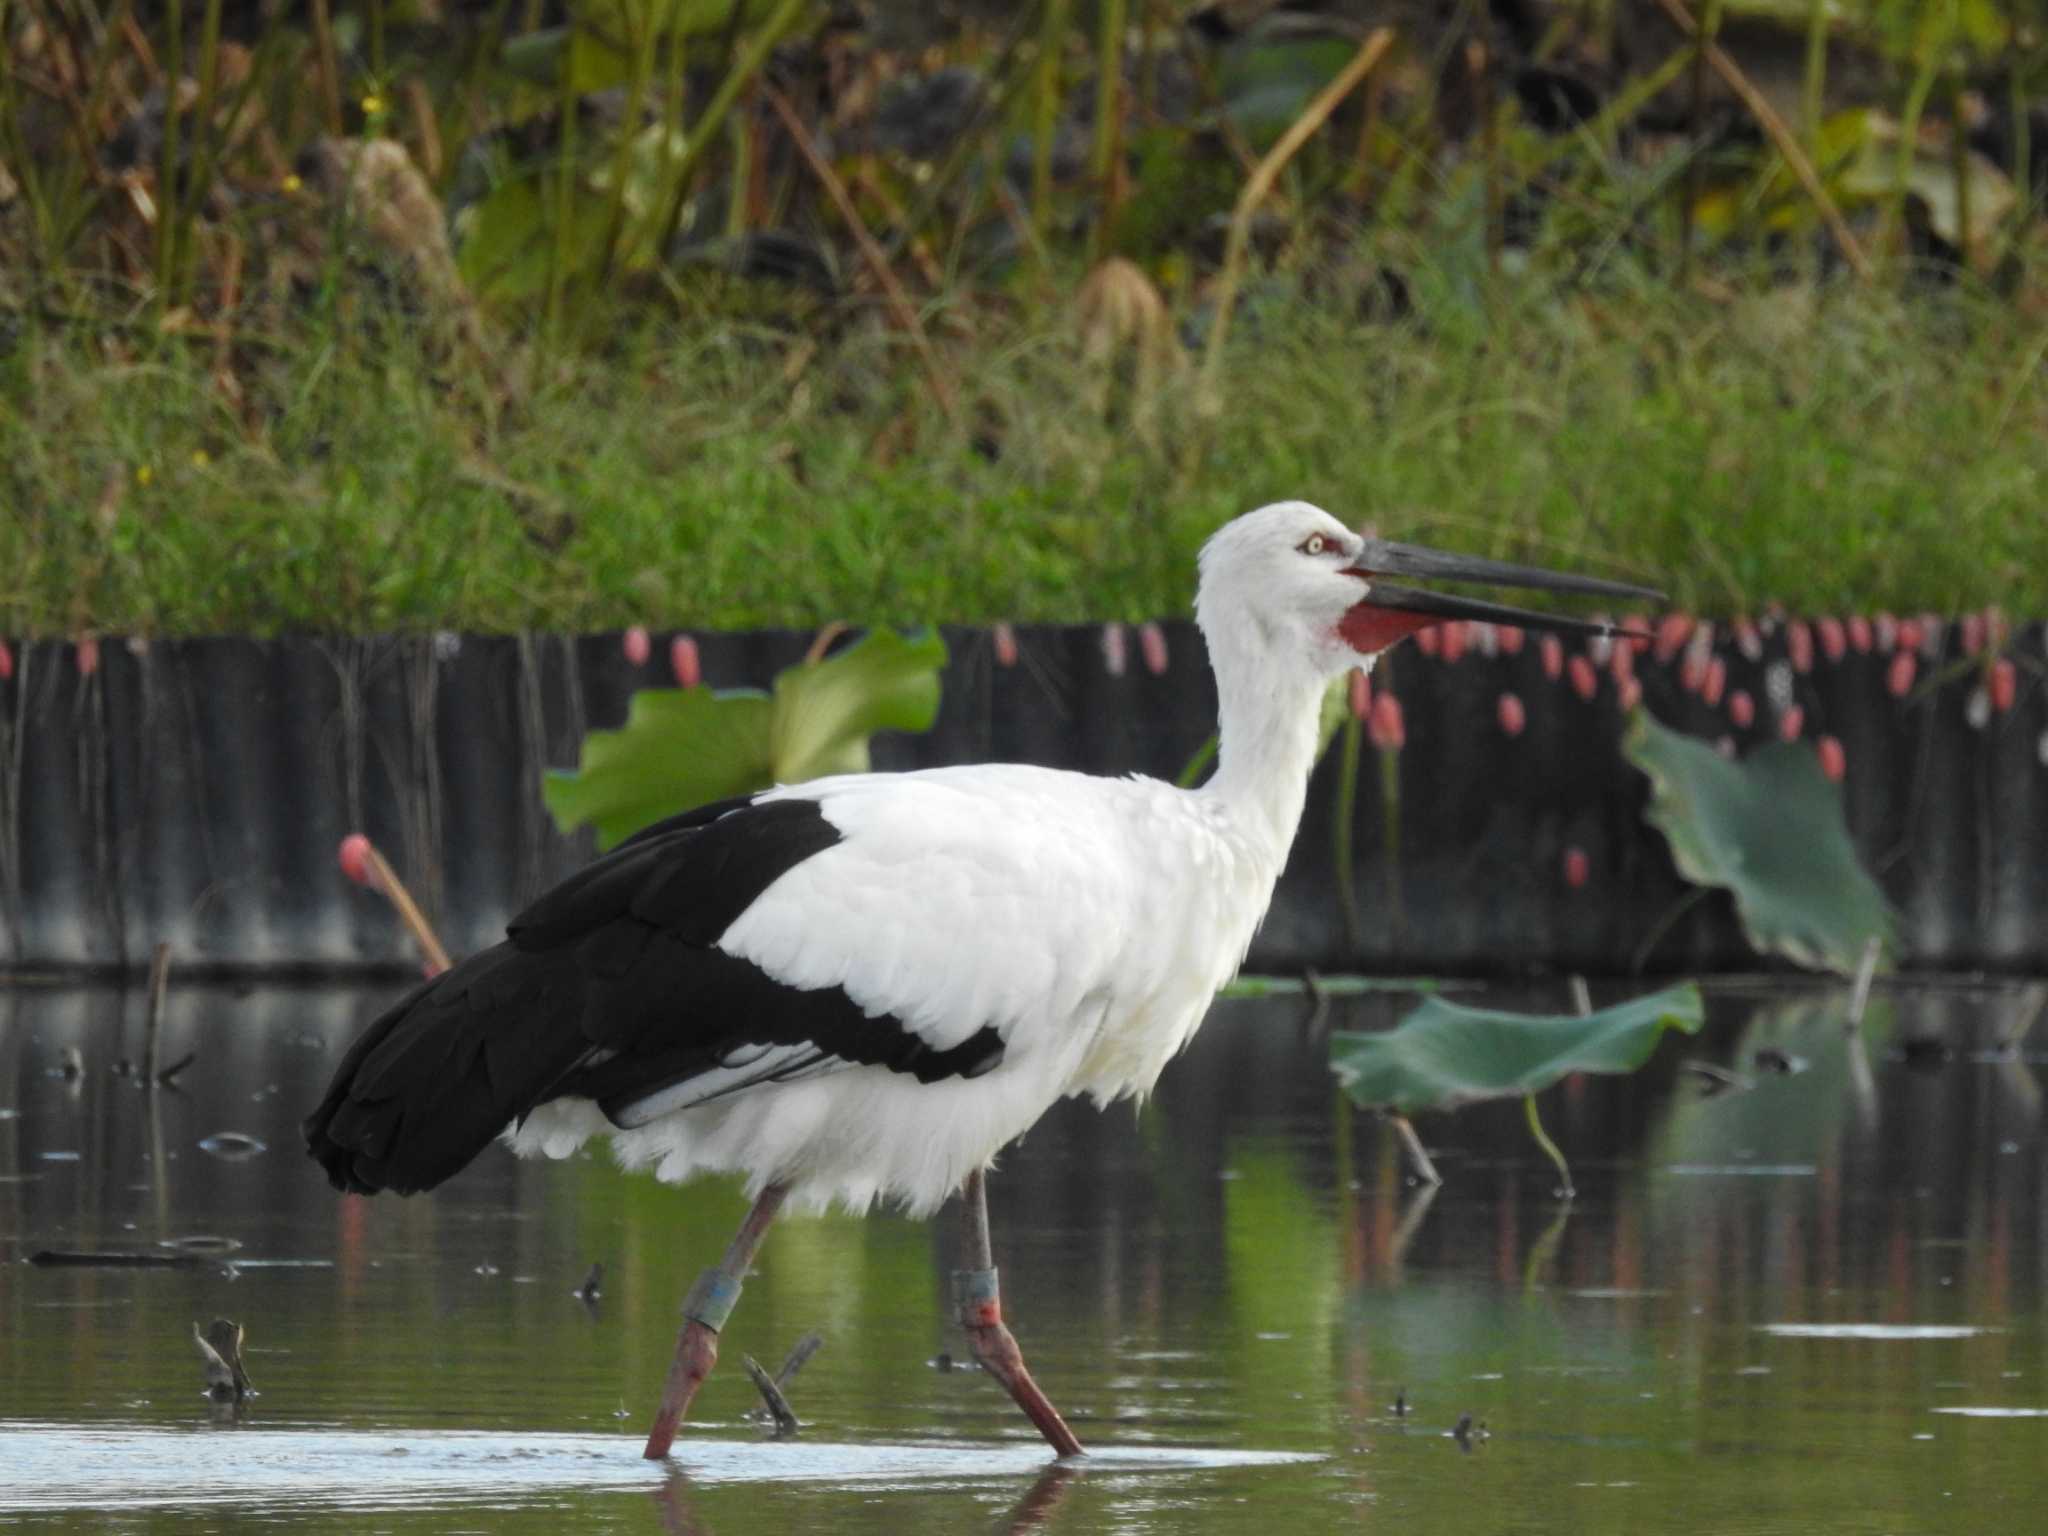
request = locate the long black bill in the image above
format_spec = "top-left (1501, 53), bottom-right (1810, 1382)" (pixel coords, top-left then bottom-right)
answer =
top-left (1345, 539), bottom-right (1664, 641)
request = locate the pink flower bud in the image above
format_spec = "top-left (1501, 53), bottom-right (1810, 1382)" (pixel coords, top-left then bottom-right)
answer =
top-left (622, 626), bottom-right (650, 667)
top-left (1778, 704), bottom-right (1805, 741)
top-left (1847, 615), bottom-right (1872, 653)
top-left (338, 834), bottom-right (375, 888)
top-left (1655, 613), bottom-right (1692, 664)
top-left (1439, 622), bottom-right (1467, 665)
top-left (1991, 657), bottom-right (2017, 713)
top-left (1569, 655), bottom-right (1598, 700)
top-left (1563, 846), bottom-right (1589, 889)
top-left (1886, 650), bottom-right (1916, 698)
top-left (1787, 621), bottom-right (1813, 674)
top-left (1368, 691), bottom-right (1405, 752)
top-left (1540, 634), bottom-right (1564, 681)
top-left (1729, 690), bottom-right (1755, 728)
top-left (1818, 736), bottom-right (1846, 782)
top-left (670, 634), bottom-right (701, 689)
top-left (1101, 623), bottom-right (1127, 676)
top-left (1497, 624), bottom-right (1525, 655)
top-left (1139, 621), bottom-right (1169, 676)
top-left (1497, 692), bottom-right (1526, 736)
top-left (1817, 617), bottom-right (1846, 663)
top-left (992, 622), bottom-right (1018, 668)
top-left (1703, 656), bottom-right (1727, 707)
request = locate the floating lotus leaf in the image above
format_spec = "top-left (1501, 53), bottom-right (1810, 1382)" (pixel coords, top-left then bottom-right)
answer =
top-left (1330, 983), bottom-right (1705, 1116)
top-left (544, 627), bottom-right (946, 850)
top-left (1624, 711), bottom-right (1893, 975)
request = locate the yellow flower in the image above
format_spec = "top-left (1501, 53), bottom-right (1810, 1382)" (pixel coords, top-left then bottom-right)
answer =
top-left (282, 173), bottom-right (302, 194)
top-left (361, 93), bottom-right (385, 117)
top-left (190, 449), bottom-right (211, 469)
top-left (134, 464), bottom-right (154, 487)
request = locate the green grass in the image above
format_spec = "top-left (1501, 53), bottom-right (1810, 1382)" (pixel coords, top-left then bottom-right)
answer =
top-left (5, 259), bottom-right (2046, 636)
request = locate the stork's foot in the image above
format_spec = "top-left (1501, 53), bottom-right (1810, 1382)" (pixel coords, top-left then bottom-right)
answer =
top-left (642, 1183), bottom-right (789, 1461)
top-left (956, 1265), bottom-right (1086, 1458)
top-left (643, 1312), bottom-right (721, 1460)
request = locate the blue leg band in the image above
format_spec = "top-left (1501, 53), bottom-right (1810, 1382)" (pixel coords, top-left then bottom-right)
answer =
top-left (683, 1267), bottom-right (743, 1332)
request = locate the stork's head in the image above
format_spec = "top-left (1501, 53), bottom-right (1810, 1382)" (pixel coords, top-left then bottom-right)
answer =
top-left (1196, 500), bottom-right (1660, 681)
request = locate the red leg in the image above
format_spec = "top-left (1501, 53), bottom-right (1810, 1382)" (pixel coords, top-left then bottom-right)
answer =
top-left (956, 1168), bottom-right (1085, 1458)
top-left (643, 1183), bottom-right (788, 1460)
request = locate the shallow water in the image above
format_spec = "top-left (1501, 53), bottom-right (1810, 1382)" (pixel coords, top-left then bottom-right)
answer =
top-left (2, 977), bottom-right (2043, 1532)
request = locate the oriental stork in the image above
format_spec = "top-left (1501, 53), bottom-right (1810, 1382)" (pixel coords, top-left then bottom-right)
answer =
top-left (305, 501), bottom-right (1657, 1460)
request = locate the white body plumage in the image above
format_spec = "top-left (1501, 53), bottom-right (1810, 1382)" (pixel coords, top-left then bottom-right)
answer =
top-left (508, 503), bottom-right (1361, 1215)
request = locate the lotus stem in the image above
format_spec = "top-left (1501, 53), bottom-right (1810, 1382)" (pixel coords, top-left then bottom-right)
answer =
top-left (1846, 936), bottom-right (1880, 1032)
top-left (1391, 1114), bottom-right (1441, 1187)
top-left (1333, 712), bottom-right (1364, 953)
top-left (1523, 1093), bottom-right (1575, 1201)
top-left (356, 839), bottom-right (453, 976)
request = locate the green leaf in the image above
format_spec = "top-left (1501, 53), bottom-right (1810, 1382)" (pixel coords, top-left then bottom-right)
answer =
top-left (769, 626), bottom-right (947, 783)
top-left (543, 628), bottom-right (946, 851)
top-left (542, 685), bottom-right (776, 850)
top-left (1330, 983), bottom-right (1706, 1116)
top-left (1624, 710), bottom-right (1894, 975)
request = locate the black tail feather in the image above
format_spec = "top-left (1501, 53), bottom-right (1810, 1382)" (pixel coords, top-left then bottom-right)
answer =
top-left (302, 944), bottom-right (592, 1196)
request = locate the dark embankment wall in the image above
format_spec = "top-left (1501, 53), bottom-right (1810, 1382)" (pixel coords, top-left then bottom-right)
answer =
top-left (0, 621), bottom-right (2042, 975)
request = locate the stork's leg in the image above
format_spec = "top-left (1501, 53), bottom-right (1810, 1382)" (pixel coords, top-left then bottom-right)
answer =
top-left (954, 1167), bottom-right (1085, 1457)
top-left (642, 1182), bottom-right (789, 1460)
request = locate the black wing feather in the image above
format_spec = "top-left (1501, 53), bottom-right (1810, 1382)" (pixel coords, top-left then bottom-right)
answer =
top-left (304, 795), bottom-right (1006, 1198)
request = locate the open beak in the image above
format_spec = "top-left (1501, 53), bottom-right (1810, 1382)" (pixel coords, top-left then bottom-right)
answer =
top-left (1340, 537), bottom-right (1663, 654)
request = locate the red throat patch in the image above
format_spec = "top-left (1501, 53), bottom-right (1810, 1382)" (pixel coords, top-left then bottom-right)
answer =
top-left (1338, 603), bottom-right (1440, 655)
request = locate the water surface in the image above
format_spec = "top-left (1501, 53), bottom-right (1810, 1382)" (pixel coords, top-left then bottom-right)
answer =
top-left (2, 977), bottom-right (2043, 1532)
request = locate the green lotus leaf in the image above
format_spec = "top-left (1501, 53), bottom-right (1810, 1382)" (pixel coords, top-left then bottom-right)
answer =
top-left (1330, 983), bottom-right (1705, 1116)
top-left (544, 627), bottom-right (946, 850)
top-left (1625, 710), bottom-right (1893, 975)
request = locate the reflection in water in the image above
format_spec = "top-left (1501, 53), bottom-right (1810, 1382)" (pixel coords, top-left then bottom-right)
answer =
top-left (0, 977), bottom-right (2044, 1534)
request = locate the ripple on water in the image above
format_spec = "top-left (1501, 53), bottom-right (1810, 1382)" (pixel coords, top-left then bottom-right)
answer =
top-left (0, 1424), bottom-right (1318, 1515)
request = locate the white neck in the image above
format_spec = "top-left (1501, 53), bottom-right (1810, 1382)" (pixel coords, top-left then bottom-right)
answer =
top-left (1193, 624), bottom-right (1337, 864)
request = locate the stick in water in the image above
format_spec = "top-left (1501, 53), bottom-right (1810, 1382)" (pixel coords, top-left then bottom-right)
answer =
top-left (143, 941), bottom-right (173, 1084)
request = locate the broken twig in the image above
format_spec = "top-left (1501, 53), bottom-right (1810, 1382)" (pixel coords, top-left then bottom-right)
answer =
top-left (761, 83), bottom-right (960, 431)
top-left (1652, 0), bottom-right (1873, 280)
top-left (741, 1353), bottom-right (799, 1436)
top-left (773, 1330), bottom-right (824, 1390)
top-left (30, 1248), bottom-right (208, 1269)
top-left (1199, 28), bottom-right (1395, 411)
top-left (193, 1317), bottom-right (255, 1401)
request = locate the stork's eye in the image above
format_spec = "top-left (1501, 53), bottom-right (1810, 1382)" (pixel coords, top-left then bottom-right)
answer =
top-left (1299, 534), bottom-right (1330, 556)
